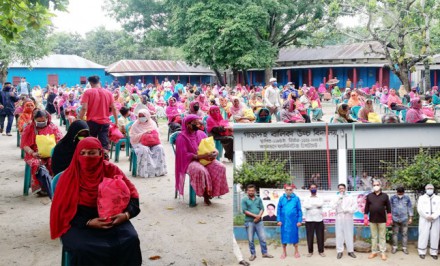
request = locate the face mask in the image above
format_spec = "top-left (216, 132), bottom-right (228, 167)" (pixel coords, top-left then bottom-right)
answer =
top-left (191, 124), bottom-right (199, 131)
top-left (193, 105), bottom-right (200, 112)
top-left (426, 189), bottom-right (434, 196)
top-left (79, 155), bottom-right (102, 171)
top-left (189, 90), bottom-right (194, 94)
top-left (273, 82), bottom-right (278, 87)
top-left (311, 189), bottom-right (317, 194)
top-left (373, 185), bottom-right (381, 192)
top-left (77, 136), bottom-right (85, 141)
top-left (35, 121), bottom-right (47, 128)
top-left (139, 117), bottom-right (148, 123)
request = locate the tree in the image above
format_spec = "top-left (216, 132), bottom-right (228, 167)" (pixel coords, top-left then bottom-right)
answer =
top-left (48, 32), bottom-right (85, 56)
top-left (338, 0), bottom-right (440, 92)
top-left (0, 28), bottom-right (52, 84)
top-left (244, 0), bottom-right (336, 83)
top-left (0, 0), bottom-right (67, 41)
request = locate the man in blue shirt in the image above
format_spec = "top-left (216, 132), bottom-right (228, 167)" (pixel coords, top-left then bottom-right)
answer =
top-left (390, 187), bottom-right (413, 255)
top-left (241, 184), bottom-right (274, 261)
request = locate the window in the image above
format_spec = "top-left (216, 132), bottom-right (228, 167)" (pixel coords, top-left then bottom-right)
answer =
top-left (48, 74), bottom-right (59, 86)
top-left (80, 76), bottom-right (87, 85)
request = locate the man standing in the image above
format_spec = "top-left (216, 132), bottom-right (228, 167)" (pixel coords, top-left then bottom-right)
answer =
top-left (417, 184), bottom-right (440, 260)
top-left (364, 180), bottom-right (392, 261)
top-left (79, 76), bottom-right (118, 153)
top-left (303, 183), bottom-right (325, 257)
top-left (390, 187), bottom-right (413, 255)
top-left (332, 183), bottom-right (357, 259)
top-left (0, 82), bottom-right (18, 136)
top-left (241, 184), bottom-right (273, 261)
top-left (277, 184), bottom-right (302, 259)
top-left (16, 77), bottom-right (30, 96)
top-left (264, 78), bottom-right (281, 120)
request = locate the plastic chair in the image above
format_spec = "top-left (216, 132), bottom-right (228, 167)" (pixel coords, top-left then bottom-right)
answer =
top-left (110, 137), bottom-right (128, 163)
top-left (51, 171), bottom-right (71, 266)
top-left (23, 163), bottom-right (31, 196)
top-left (350, 106), bottom-right (362, 120)
top-left (400, 109), bottom-right (407, 122)
top-left (170, 131), bottom-right (196, 207)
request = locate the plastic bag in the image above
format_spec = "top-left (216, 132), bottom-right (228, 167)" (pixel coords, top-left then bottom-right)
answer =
top-left (311, 101), bottom-right (319, 109)
top-left (243, 109), bottom-right (255, 120)
top-left (97, 175), bottom-right (131, 222)
top-left (35, 134), bottom-right (56, 158)
top-left (197, 136), bottom-right (216, 166)
top-left (140, 130), bottom-right (161, 147)
top-left (367, 112), bottom-right (381, 123)
top-left (109, 123), bottom-right (124, 143)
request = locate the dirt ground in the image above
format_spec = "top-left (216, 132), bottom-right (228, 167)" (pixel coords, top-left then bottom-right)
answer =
top-left (237, 241), bottom-right (439, 266)
top-left (0, 118), bottom-right (235, 266)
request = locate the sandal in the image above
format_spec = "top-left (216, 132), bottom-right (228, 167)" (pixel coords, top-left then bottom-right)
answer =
top-left (294, 252), bottom-right (300, 258)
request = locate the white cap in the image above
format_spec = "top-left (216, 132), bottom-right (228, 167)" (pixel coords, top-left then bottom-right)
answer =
top-left (269, 78), bottom-right (277, 82)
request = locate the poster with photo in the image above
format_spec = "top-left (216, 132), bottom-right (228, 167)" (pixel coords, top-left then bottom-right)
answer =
top-left (260, 188), bottom-right (369, 225)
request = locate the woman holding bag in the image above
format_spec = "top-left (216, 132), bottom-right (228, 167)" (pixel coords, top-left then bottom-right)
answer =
top-left (50, 137), bottom-right (142, 266)
top-left (21, 109), bottom-right (62, 195)
top-left (129, 109), bottom-right (167, 178)
top-left (175, 115), bottom-right (229, 205)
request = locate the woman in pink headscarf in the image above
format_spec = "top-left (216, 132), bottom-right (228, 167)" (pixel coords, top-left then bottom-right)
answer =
top-left (387, 89), bottom-right (408, 111)
top-left (317, 83), bottom-right (327, 101)
top-left (165, 97), bottom-right (182, 132)
top-left (185, 101), bottom-right (204, 117)
top-left (175, 115), bottom-right (229, 205)
top-left (305, 87), bottom-right (324, 121)
top-left (406, 99), bottom-right (432, 123)
top-left (130, 109), bottom-right (167, 177)
top-left (206, 106), bottom-right (233, 162)
top-left (409, 87), bottom-right (419, 101)
top-left (347, 91), bottom-right (364, 107)
top-left (380, 88), bottom-right (389, 104)
top-left (196, 94), bottom-right (210, 112)
top-left (230, 97), bottom-right (254, 123)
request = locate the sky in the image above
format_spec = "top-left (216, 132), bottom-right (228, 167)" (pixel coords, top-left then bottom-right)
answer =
top-left (51, 0), bottom-right (121, 35)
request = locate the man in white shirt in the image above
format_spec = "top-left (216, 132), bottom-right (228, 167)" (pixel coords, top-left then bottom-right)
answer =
top-left (303, 183), bottom-right (325, 257)
top-left (264, 77), bottom-right (281, 121)
top-left (332, 183), bottom-right (358, 259)
top-left (417, 184), bottom-right (440, 260)
top-left (17, 77), bottom-right (30, 96)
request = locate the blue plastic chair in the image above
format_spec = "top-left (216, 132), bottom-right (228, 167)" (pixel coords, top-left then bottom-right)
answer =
top-left (170, 131), bottom-right (196, 207)
top-left (400, 109), bottom-right (407, 122)
top-left (51, 171), bottom-right (71, 266)
top-left (350, 106), bottom-right (362, 120)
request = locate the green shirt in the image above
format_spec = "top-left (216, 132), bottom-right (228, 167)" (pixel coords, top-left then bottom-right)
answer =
top-left (241, 196), bottom-right (264, 222)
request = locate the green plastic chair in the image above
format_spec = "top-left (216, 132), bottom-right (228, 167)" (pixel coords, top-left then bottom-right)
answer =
top-left (170, 131), bottom-right (196, 207)
top-left (51, 171), bottom-right (71, 266)
top-left (23, 163), bottom-right (31, 196)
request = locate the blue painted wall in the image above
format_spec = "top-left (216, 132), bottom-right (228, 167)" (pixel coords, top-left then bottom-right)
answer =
top-left (114, 75), bottom-right (212, 86)
top-left (249, 67), bottom-right (403, 89)
top-left (7, 67), bottom-right (113, 87)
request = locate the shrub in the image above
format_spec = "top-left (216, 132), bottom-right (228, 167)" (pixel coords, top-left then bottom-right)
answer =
top-left (234, 151), bottom-right (292, 191)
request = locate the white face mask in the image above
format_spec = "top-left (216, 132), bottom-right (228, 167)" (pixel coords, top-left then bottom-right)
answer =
top-left (139, 117), bottom-right (148, 123)
top-left (373, 185), bottom-right (381, 192)
top-left (426, 189), bottom-right (434, 196)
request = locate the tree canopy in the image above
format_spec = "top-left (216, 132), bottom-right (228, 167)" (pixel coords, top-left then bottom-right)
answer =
top-left (0, 0), bottom-right (67, 42)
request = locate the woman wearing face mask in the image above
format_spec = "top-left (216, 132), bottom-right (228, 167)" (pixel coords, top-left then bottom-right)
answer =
top-left (206, 106), bottom-right (234, 162)
top-left (51, 120), bottom-right (90, 176)
top-left (175, 115), bottom-right (229, 205)
top-left (406, 99), bottom-right (435, 123)
top-left (129, 109), bottom-right (167, 178)
top-left (50, 137), bottom-right (142, 265)
top-left (21, 109), bottom-right (63, 195)
top-left (17, 100), bottom-right (35, 133)
top-left (186, 101), bottom-right (204, 117)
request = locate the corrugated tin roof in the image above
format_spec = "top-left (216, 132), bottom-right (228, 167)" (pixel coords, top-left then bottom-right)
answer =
top-left (277, 42), bottom-right (386, 63)
top-left (106, 60), bottom-right (214, 75)
top-left (9, 54), bottom-right (105, 69)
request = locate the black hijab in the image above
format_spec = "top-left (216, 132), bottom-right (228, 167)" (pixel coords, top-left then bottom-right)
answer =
top-left (51, 120), bottom-right (89, 175)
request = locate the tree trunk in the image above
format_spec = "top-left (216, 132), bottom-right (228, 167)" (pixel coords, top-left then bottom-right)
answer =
top-left (243, 69), bottom-right (250, 85)
top-left (232, 69), bottom-right (238, 87)
top-left (213, 68), bottom-right (225, 86)
top-left (399, 68), bottom-right (411, 92)
top-left (264, 67), bottom-right (273, 85)
top-left (0, 64), bottom-right (8, 84)
top-left (424, 60), bottom-right (431, 93)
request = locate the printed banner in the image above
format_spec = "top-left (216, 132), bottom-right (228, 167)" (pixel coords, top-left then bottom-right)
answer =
top-left (260, 189), bottom-right (369, 225)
